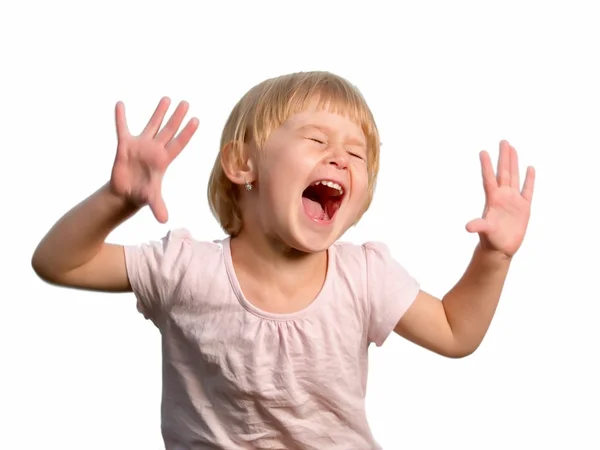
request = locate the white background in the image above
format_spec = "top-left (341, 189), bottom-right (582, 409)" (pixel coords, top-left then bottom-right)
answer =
top-left (2, 0), bottom-right (599, 448)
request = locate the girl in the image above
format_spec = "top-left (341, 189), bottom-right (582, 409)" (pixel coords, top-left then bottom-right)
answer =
top-left (32, 71), bottom-right (535, 449)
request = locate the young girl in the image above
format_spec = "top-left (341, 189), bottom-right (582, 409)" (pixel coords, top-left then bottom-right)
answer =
top-left (32, 71), bottom-right (535, 449)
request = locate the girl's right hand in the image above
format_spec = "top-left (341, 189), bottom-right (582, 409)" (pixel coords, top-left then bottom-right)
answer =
top-left (110, 97), bottom-right (199, 223)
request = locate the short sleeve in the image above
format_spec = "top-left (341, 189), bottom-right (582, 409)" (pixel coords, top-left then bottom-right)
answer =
top-left (124, 228), bottom-right (193, 323)
top-left (363, 242), bottom-right (420, 347)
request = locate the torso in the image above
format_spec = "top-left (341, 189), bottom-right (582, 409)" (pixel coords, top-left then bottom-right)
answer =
top-left (157, 237), bottom-right (380, 450)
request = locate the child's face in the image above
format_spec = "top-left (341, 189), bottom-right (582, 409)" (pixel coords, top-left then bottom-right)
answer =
top-left (251, 102), bottom-right (369, 253)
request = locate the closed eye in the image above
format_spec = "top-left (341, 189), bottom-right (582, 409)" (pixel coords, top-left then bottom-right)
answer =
top-left (308, 138), bottom-right (326, 144)
top-left (348, 151), bottom-right (365, 160)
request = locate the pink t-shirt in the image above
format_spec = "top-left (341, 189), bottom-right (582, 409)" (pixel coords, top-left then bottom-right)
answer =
top-left (124, 229), bottom-right (419, 449)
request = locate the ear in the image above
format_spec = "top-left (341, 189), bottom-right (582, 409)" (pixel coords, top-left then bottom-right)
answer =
top-left (220, 140), bottom-right (256, 186)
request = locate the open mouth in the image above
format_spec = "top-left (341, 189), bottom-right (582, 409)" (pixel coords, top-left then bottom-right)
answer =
top-left (301, 180), bottom-right (345, 222)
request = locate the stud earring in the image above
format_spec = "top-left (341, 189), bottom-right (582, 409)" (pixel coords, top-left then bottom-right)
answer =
top-left (244, 180), bottom-right (253, 191)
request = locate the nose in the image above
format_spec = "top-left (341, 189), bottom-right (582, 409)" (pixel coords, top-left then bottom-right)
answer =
top-left (326, 145), bottom-right (349, 170)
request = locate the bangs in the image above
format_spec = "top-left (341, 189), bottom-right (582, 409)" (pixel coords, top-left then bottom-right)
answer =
top-left (249, 72), bottom-right (379, 154)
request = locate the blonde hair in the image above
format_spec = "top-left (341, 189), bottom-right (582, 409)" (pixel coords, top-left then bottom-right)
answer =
top-left (207, 71), bottom-right (381, 236)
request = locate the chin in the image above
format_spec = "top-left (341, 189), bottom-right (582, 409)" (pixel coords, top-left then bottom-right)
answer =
top-left (261, 179), bottom-right (363, 254)
top-left (280, 204), bottom-right (353, 254)
top-left (287, 230), bottom-right (339, 254)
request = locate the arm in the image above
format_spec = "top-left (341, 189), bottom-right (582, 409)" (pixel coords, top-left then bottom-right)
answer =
top-left (31, 97), bottom-right (198, 293)
top-left (31, 183), bottom-right (139, 292)
top-left (395, 141), bottom-right (535, 358)
top-left (394, 245), bottom-right (510, 358)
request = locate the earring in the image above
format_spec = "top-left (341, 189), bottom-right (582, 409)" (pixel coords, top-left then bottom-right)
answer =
top-left (244, 180), bottom-right (253, 191)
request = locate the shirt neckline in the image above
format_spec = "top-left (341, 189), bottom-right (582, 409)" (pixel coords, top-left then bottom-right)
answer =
top-left (221, 237), bottom-right (335, 321)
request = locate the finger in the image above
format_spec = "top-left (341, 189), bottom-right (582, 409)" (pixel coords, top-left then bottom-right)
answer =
top-left (465, 218), bottom-right (491, 234)
top-left (142, 97), bottom-right (171, 137)
top-left (521, 166), bottom-right (535, 203)
top-left (149, 194), bottom-right (169, 224)
top-left (115, 101), bottom-right (130, 139)
top-left (480, 150), bottom-right (497, 196)
top-left (166, 117), bottom-right (200, 160)
top-left (497, 140), bottom-right (511, 186)
top-left (509, 143), bottom-right (520, 189)
top-left (156, 101), bottom-right (190, 145)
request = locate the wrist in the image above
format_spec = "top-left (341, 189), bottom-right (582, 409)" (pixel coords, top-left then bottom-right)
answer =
top-left (103, 181), bottom-right (142, 214)
top-left (475, 243), bottom-right (513, 268)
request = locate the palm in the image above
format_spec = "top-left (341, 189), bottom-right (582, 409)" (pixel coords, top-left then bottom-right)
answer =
top-left (466, 141), bottom-right (535, 258)
top-left (111, 97), bottom-right (199, 223)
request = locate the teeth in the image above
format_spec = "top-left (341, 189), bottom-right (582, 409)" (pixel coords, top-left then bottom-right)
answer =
top-left (313, 180), bottom-right (344, 195)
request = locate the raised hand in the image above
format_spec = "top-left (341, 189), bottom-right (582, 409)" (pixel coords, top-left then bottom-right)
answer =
top-left (110, 97), bottom-right (199, 223)
top-left (465, 140), bottom-right (535, 258)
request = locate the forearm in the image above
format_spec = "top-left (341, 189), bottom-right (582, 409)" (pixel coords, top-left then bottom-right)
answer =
top-left (31, 182), bottom-right (140, 278)
top-left (442, 244), bottom-right (511, 354)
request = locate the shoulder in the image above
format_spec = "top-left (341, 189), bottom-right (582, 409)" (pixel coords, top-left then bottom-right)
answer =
top-left (332, 239), bottom-right (416, 289)
top-left (329, 240), bottom-right (396, 289)
top-left (331, 240), bottom-right (392, 266)
top-left (124, 228), bottom-right (226, 283)
top-left (332, 240), bottom-right (419, 346)
top-left (161, 228), bottom-right (221, 251)
top-left (124, 228), bottom-right (228, 321)
top-left (133, 228), bottom-right (224, 255)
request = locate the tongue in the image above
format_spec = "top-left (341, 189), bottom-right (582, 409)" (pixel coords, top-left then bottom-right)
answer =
top-left (302, 197), bottom-right (326, 220)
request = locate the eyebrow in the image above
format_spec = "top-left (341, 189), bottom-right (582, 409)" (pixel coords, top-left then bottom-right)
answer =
top-left (298, 124), bottom-right (367, 147)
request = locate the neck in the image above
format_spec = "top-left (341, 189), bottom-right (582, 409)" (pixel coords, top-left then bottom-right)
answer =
top-left (229, 223), bottom-right (327, 291)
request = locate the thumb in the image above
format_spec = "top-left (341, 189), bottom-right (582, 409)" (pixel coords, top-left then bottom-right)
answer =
top-left (149, 194), bottom-right (169, 224)
top-left (465, 218), bottom-right (490, 234)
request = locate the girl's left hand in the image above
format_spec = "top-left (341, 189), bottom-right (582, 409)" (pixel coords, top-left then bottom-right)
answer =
top-left (466, 140), bottom-right (535, 258)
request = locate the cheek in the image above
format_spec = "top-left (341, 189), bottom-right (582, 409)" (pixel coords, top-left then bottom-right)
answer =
top-left (257, 168), bottom-right (294, 212)
top-left (258, 147), bottom-right (313, 193)
top-left (351, 164), bottom-right (369, 194)
top-left (260, 149), bottom-right (303, 183)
